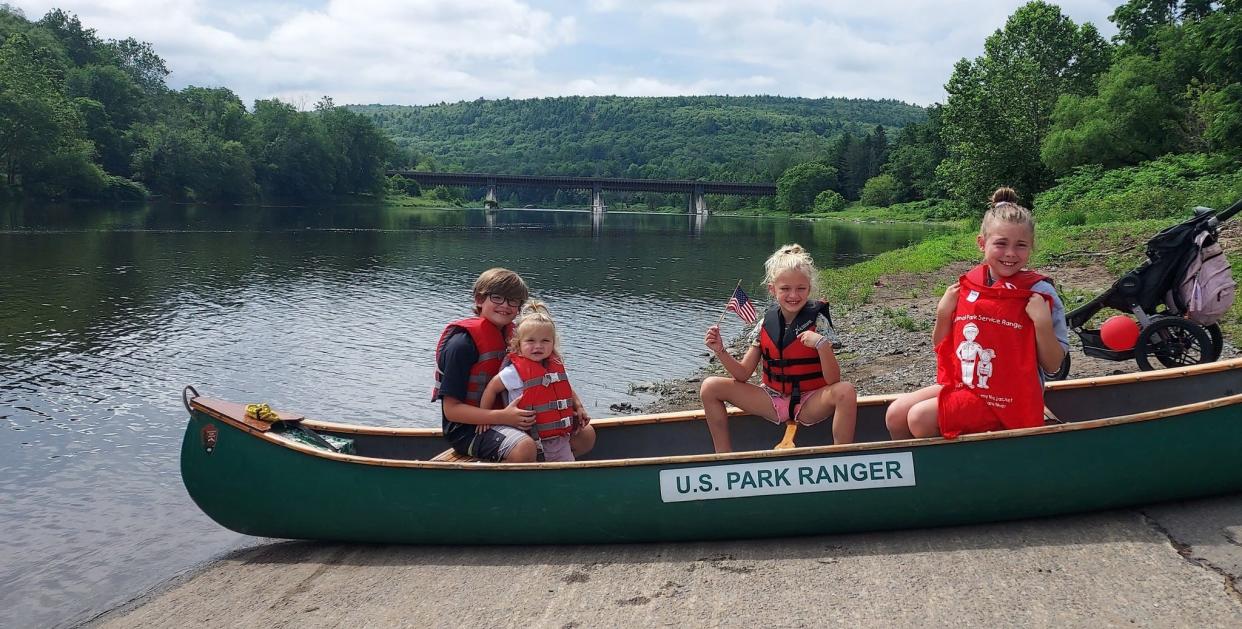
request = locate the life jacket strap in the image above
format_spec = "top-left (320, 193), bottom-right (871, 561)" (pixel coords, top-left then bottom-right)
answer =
top-left (477, 350), bottom-right (507, 361)
top-left (535, 416), bottom-right (573, 432)
top-left (521, 372), bottom-right (567, 388)
top-left (530, 398), bottom-right (573, 413)
top-left (762, 368), bottom-right (827, 383)
top-left (763, 356), bottom-right (821, 367)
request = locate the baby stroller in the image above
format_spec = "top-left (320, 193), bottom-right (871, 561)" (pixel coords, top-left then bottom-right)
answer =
top-left (1051, 198), bottom-right (1240, 380)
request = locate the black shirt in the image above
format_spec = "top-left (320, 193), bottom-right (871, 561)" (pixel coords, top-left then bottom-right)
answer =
top-left (436, 330), bottom-right (480, 441)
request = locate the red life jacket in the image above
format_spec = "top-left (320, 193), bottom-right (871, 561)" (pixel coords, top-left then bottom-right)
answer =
top-left (936, 264), bottom-right (1052, 438)
top-left (506, 353), bottom-right (575, 439)
top-left (759, 301), bottom-right (830, 398)
top-left (430, 317), bottom-right (512, 406)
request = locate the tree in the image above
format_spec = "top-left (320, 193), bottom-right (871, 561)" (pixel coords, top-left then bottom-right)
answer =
top-left (813, 189), bottom-right (847, 212)
top-left (939, 1), bottom-right (1111, 202)
top-left (36, 9), bottom-right (107, 66)
top-left (776, 162), bottom-right (837, 213)
top-left (109, 37), bottom-right (168, 94)
top-left (860, 174), bottom-right (900, 207)
top-left (1041, 56), bottom-right (1186, 173)
top-left (0, 32), bottom-right (102, 195)
top-left (883, 106), bottom-right (947, 201)
top-left (316, 96), bottom-right (394, 194)
top-left (66, 63), bottom-right (145, 174)
top-left (249, 98), bottom-right (335, 200)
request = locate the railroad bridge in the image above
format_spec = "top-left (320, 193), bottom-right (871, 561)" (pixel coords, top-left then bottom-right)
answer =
top-left (386, 171), bottom-right (776, 214)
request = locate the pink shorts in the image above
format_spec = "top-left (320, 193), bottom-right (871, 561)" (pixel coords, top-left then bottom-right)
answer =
top-left (763, 386), bottom-right (828, 425)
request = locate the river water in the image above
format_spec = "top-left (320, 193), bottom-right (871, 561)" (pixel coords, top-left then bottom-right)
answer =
top-left (0, 203), bottom-right (945, 627)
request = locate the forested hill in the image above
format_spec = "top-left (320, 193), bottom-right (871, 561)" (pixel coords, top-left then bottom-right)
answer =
top-left (352, 96), bottom-right (925, 181)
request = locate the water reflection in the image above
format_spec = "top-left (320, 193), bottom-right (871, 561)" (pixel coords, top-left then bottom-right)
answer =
top-left (0, 202), bottom-right (949, 628)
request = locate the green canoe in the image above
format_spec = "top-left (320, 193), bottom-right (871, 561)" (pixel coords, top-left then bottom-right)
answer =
top-left (181, 358), bottom-right (1242, 544)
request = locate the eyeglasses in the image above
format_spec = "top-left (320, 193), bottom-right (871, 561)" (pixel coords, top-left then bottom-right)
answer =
top-left (486, 294), bottom-right (523, 308)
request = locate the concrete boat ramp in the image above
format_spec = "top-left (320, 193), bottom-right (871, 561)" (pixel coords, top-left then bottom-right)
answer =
top-left (93, 495), bottom-right (1242, 627)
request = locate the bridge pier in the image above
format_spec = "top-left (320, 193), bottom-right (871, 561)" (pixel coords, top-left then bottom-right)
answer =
top-left (484, 182), bottom-right (499, 209)
top-left (689, 185), bottom-right (708, 215)
top-left (592, 185), bottom-right (607, 213)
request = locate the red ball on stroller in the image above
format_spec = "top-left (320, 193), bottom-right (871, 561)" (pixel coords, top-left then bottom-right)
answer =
top-left (1100, 316), bottom-right (1140, 351)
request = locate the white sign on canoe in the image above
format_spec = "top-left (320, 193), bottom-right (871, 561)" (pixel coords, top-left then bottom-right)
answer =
top-left (659, 452), bottom-right (915, 503)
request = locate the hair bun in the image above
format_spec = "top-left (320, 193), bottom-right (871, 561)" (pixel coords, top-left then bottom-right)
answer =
top-left (990, 187), bottom-right (1020, 206)
top-left (780, 244), bottom-right (805, 255)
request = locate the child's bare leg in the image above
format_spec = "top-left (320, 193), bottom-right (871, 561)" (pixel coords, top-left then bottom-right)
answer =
top-left (502, 436), bottom-right (538, 462)
top-left (885, 385), bottom-right (942, 440)
top-left (570, 424), bottom-right (596, 458)
top-left (699, 376), bottom-right (778, 453)
top-left (907, 397), bottom-right (942, 438)
top-left (796, 381), bottom-right (858, 444)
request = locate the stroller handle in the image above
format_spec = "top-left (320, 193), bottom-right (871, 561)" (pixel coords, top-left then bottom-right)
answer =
top-left (1218, 198), bottom-right (1242, 223)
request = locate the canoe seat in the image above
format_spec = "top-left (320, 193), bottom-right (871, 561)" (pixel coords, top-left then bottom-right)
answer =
top-left (430, 448), bottom-right (481, 463)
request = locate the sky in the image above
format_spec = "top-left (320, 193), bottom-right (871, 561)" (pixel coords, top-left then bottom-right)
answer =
top-left (13, 0), bottom-right (1121, 108)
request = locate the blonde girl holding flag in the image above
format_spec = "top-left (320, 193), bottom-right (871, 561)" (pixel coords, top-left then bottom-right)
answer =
top-left (700, 244), bottom-right (857, 453)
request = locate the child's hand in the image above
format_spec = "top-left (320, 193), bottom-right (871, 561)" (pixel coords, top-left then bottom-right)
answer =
top-left (797, 330), bottom-right (824, 348)
top-left (1025, 294), bottom-right (1052, 327)
top-left (573, 398), bottom-right (591, 427)
top-left (936, 282), bottom-right (960, 319)
top-left (704, 325), bottom-right (725, 354)
top-left (498, 396), bottom-right (535, 429)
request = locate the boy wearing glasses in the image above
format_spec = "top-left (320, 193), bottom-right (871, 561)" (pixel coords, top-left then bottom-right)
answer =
top-left (432, 268), bottom-right (592, 462)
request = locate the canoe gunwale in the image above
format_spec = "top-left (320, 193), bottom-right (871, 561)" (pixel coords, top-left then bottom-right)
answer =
top-left (190, 383), bottom-right (1242, 471)
top-left (271, 357), bottom-right (1242, 436)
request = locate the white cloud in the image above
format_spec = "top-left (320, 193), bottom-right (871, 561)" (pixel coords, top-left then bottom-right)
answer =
top-left (13, 0), bottom-right (1119, 106)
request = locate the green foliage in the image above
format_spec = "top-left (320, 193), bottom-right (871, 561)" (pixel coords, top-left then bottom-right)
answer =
top-left (0, 30), bottom-right (103, 198)
top-left (1198, 83), bottom-right (1242, 150)
top-left (776, 162), bottom-right (837, 213)
top-left (1035, 153), bottom-right (1242, 225)
top-left (882, 306), bottom-right (926, 332)
top-left (0, 9), bottom-right (393, 203)
top-left (1041, 55), bottom-right (1186, 173)
top-left (386, 174), bottom-right (421, 196)
top-left (813, 189), bottom-right (847, 212)
top-left (883, 106), bottom-right (947, 202)
top-left (353, 96), bottom-right (925, 200)
top-left (102, 174), bottom-right (147, 202)
top-left (939, 1), bottom-right (1112, 202)
top-left (860, 174), bottom-right (900, 207)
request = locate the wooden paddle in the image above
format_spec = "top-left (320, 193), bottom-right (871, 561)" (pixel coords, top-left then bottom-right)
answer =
top-left (774, 422), bottom-right (798, 449)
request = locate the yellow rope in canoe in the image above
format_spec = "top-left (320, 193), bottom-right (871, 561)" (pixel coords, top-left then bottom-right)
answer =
top-left (245, 403), bottom-right (280, 422)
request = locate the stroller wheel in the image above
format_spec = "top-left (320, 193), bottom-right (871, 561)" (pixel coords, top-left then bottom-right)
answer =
top-left (1207, 323), bottom-right (1224, 361)
top-left (1134, 318), bottom-right (1214, 371)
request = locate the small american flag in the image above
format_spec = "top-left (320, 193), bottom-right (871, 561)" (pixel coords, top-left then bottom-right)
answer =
top-left (725, 285), bottom-right (758, 324)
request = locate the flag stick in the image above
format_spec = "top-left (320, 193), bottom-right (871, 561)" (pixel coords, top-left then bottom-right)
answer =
top-left (716, 279), bottom-right (743, 326)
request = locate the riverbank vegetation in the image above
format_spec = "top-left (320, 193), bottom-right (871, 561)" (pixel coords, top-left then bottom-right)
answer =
top-left (798, 1), bottom-right (1242, 223)
top-left (0, 7), bottom-right (394, 203)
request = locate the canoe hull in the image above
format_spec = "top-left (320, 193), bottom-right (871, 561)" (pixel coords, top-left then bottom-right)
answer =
top-left (181, 399), bottom-right (1242, 544)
